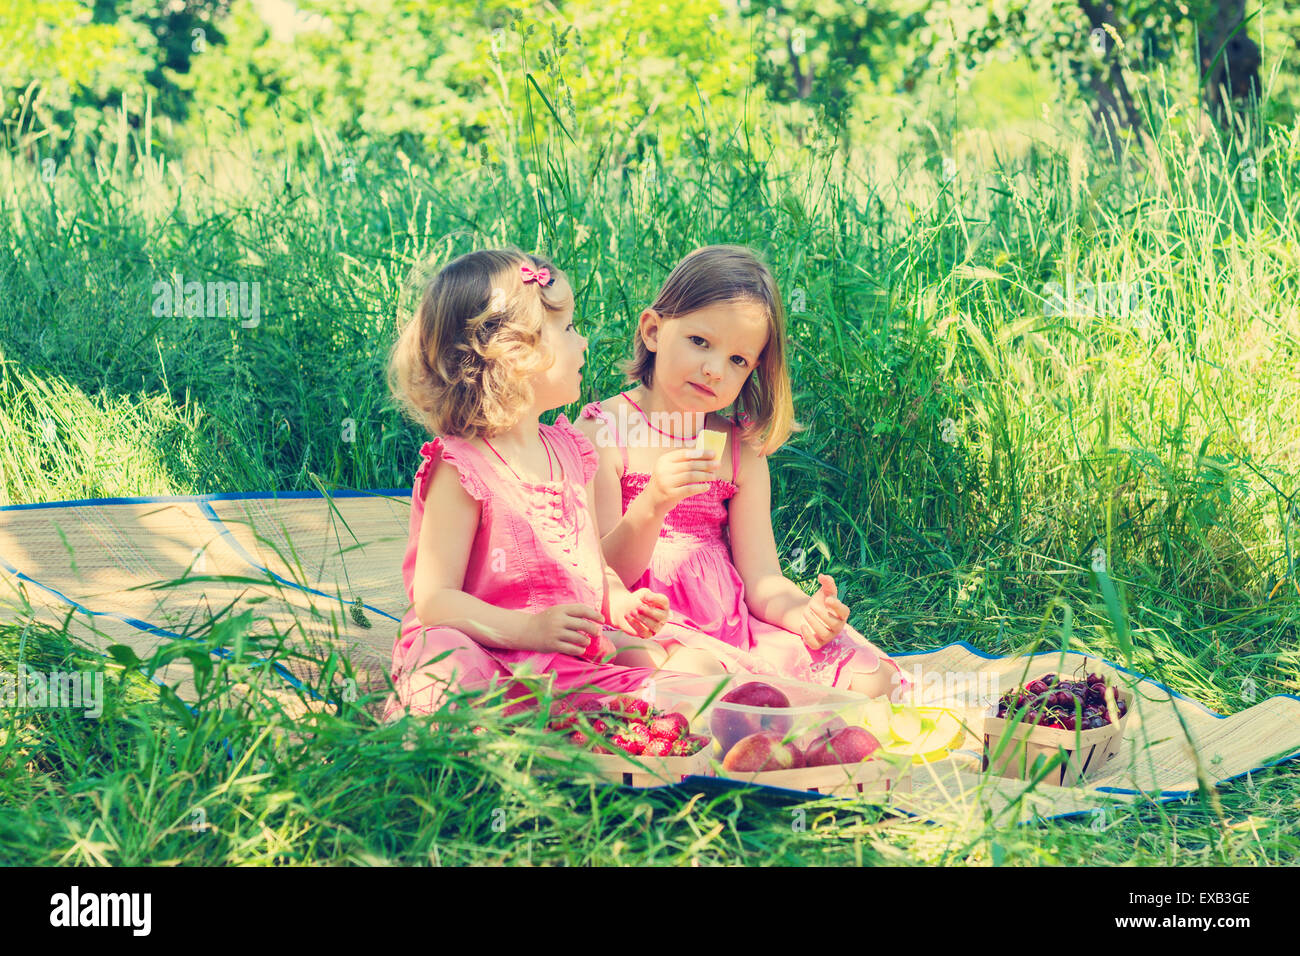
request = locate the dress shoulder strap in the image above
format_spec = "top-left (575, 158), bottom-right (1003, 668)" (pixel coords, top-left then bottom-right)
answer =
top-left (730, 420), bottom-right (740, 485)
top-left (578, 400), bottom-right (628, 478)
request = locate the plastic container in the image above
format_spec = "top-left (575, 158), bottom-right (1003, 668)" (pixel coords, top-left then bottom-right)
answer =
top-left (649, 674), bottom-right (870, 757)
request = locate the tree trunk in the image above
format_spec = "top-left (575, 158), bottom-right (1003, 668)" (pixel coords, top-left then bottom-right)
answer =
top-left (1074, 0), bottom-right (1147, 161)
top-left (1197, 0), bottom-right (1261, 137)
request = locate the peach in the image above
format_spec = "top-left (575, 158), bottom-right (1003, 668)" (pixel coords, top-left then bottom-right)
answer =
top-left (721, 731), bottom-right (803, 772)
top-left (804, 727), bottom-right (881, 767)
top-left (711, 682), bottom-right (795, 752)
top-left (721, 681), bottom-right (790, 708)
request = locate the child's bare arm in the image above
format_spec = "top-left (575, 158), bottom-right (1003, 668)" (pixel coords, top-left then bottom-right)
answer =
top-left (582, 466), bottom-right (669, 640)
top-left (726, 442), bottom-right (817, 634)
top-left (576, 415), bottom-right (715, 588)
top-left (576, 415), bottom-right (670, 588)
top-left (413, 456), bottom-right (593, 654)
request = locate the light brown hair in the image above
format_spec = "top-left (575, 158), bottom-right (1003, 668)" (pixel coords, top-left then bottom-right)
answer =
top-left (388, 247), bottom-right (572, 439)
top-left (618, 245), bottom-right (803, 455)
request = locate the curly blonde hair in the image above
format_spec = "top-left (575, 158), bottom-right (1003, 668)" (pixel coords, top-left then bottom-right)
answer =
top-left (388, 248), bottom-right (571, 439)
top-left (617, 245), bottom-right (803, 456)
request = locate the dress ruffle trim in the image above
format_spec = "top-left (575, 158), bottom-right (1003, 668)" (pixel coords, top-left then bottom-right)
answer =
top-left (550, 413), bottom-right (599, 485)
top-left (415, 437), bottom-right (491, 503)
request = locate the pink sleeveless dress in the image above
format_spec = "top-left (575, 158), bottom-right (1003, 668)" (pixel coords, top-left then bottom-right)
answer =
top-left (381, 414), bottom-right (659, 721)
top-left (580, 398), bottom-right (907, 690)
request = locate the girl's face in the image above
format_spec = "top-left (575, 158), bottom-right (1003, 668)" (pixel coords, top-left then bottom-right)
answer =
top-left (534, 275), bottom-right (587, 408)
top-left (640, 298), bottom-right (769, 412)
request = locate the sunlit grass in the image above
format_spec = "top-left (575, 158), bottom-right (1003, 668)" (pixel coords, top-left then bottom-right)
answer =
top-left (0, 51), bottom-right (1297, 863)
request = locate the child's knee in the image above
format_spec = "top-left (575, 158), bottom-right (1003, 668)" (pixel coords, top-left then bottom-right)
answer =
top-left (612, 644), bottom-right (668, 670)
top-left (846, 658), bottom-right (907, 701)
top-left (662, 647), bottom-right (727, 676)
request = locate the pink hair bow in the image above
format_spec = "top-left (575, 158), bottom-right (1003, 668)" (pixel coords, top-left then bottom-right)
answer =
top-left (520, 263), bottom-right (553, 287)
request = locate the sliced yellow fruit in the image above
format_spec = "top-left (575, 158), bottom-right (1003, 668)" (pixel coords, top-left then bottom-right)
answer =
top-left (695, 428), bottom-right (728, 465)
top-left (862, 698), bottom-right (893, 737)
top-left (880, 707), bottom-right (964, 762)
top-left (889, 706), bottom-right (924, 742)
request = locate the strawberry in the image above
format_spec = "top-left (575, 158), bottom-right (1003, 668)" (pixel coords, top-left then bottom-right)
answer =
top-left (675, 734), bottom-right (710, 756)
top-left (502, 698), bottom-right (537, 719)
top-left (567, 729), bottom-right (589, 748)
top-left (643, 737), bottom-right (674, 757)
top-left (648, 712), bottom-right (689, 741)
top-left (547, 699), bottom-right (580, 731)
top-left (588, 717), bottom-right (610, 737)
top-left (608, 695), bottom-right (651, 719)
top-left (611, 721), bottom-right (650, 755)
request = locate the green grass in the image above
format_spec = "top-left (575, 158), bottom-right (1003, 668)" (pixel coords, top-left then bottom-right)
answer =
top-left (1, 55), bottom-right (1298, 864)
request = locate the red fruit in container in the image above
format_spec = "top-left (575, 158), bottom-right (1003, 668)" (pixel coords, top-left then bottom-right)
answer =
top-left (589, 717), bottom-right (610, 736)
top-left (722, 731), bottom-right (802, 772)
top-left (721, 682), bottom-right (791, 708)
top-left (1027, 680), bottom-right (1048, 695)
top-left (804, 727), bottom-right (881, 767)
top-left (1060, 713), bottom-right (1076, 730)
top-left (648, 712), bottom-right (690, 741)
top-left (611, 722), bottom-right (650, 755)
top-left (608, 695), bottom-right (651, 719)
top-left (548, 699), bottom-right (580, 730)
top-left (711, 682), bottom-right (794, 752)
top-left (644, 737), bottom-right (674, 757)
top-left (679, 734), bottom-right (710, 756)
top-left (1087, 673), bottom-right (1102, 685)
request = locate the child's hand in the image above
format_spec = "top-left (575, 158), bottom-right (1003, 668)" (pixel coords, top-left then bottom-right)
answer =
top-left (610, 588), bottom-right (670, 639)
top-left (523, 603), bottom-right (608, 658)
top-left (799, 574), bottom-right (851, 650)
top-left (645, 448), bottom-right (721, 512)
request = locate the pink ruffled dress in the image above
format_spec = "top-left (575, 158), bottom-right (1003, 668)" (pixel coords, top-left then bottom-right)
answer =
top-left (580, 398), bottom-right (907, 691)
top-left (381, 415), bottom-right (659, 721)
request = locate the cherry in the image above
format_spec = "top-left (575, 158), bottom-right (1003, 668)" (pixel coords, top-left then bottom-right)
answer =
top-left (1028, 680), bottom-right (1048, 695)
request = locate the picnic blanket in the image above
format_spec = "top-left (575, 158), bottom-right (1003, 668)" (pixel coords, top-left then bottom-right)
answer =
top-left (3, 489), bottom-right (1298, 822)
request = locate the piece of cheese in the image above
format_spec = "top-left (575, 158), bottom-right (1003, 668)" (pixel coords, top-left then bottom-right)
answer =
top-left (694, 428), bottom-right (727, 465)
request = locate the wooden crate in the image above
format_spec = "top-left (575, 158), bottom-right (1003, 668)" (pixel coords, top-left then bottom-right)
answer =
top-left (982, 685), bottom-right (1132, 786)
top-left (713, 753), bottom-right (913, 799)
top-left (538, 745), bottom-right (714, 788)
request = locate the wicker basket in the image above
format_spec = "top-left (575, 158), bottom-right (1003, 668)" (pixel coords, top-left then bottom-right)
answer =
top-left (982, 685), bottom-right (1132, 786)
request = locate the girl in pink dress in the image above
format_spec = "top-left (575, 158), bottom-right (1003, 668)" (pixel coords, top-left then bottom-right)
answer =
top-left (381, 248), bottom-right (693, 720)
top-left (577, 245), bottom-right (913, 699)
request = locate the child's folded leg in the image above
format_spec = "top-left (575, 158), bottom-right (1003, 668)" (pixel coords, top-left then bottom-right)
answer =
top-left (382, 625), bottom-right (510, 720)
top-left (606, 628), bottom-right (728, 676)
